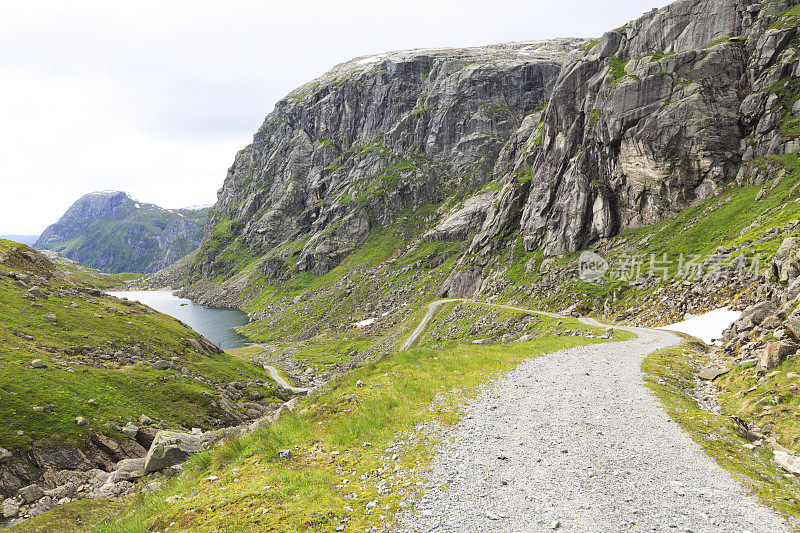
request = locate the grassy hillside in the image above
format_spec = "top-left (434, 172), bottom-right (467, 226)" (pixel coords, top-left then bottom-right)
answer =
top-left (0, 239), bottom-right (282, 450)
top-left (39, 249), bottom-right (141, 288)
top-left (643, 340), bottom-right (800, 519)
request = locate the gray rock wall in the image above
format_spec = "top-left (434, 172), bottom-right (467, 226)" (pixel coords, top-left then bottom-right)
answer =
top-left (199, 40), bottom-right (581, 277)
top-left (517, 0), bottom-right (800, 255)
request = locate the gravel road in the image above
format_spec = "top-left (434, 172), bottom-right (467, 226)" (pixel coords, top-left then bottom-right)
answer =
top-left (401, 299), bottom-right (461, 350)
top-left (263, 364), bottom-right (309, 393)
top-left (398, 327), bottom-right (792, 532)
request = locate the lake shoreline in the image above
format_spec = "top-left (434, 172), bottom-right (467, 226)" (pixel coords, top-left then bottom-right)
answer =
top-left (106, 290), bottom-right (249, 350)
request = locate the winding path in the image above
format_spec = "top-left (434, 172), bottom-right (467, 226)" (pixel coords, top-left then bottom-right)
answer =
top-left (397, 300), bottom-right (792, 532)
top-left (263, 364), bottom-right (309, 393)
top-left (401, 298), bottom-right (462, 350)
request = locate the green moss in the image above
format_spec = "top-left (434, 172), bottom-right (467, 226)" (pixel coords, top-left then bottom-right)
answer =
top-left (515, 170), bottom-right (532, 185)
top-left (608, 55), bottom-right (630, 87)
top-left (579, 39), bottom-right (600, 53)
top-left (771, 4), bottom-right (800, 29)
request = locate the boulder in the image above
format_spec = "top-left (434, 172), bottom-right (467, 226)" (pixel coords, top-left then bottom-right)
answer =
top-left (0, 447), bottom-right (12, 462)
top-left (151, 360), bottom-right (170, 370)
top-left (760, 341), bottom-right (799, 369)
top-left (786, 278), bottom-right (800, 302)
top-left (45, 481), bottom-right (77, 501)
top-left (1, 500), bottom-right (19, 519)
top-left (187, 338), bottom-right (206, 354)
top-left (788, 315), bottom-right (800, 340)
top-left (18, 483), bottom-right (44, 504)
top-left (42, 313), bottom-right (58, 323)
top-left (135, 426), bottom-right (159, 450)
top-left (698, 366), bottom-right (729, 381)
top-left (30, 359), bottom-right (47, 369)
top-left (28, 495), bottom-right (54, 518)
top-left (143, 431), bottom-right (202, 472)
top-left (774, 450), bottom-right (800, 477)
top-left (106, 458), bottom-right (147, 484)
top-left (121, 422), bottom-right (138, 439)
top-left (27, 286), bottom-right (46, 298)
top-left (728, 302), bottom-right (778, 335)
top-left (774, 237), bottom-right (800, 283)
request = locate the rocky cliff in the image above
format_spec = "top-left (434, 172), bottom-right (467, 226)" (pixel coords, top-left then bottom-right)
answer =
top-left (510, 0), bottom-right (800, 256)
top-left (195, 40), bottom-right (581, 280)
top-left (170, 0), bottom-right (800, 336)
top-left (36, 192), bottom-right (208, 274)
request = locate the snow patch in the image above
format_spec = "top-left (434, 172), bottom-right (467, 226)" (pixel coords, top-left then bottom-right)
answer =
top-left (657, 307), bottom-right (742, 345)
top-left (354, 318), bottom-right (377, 328)
top-left (356, 56), bottom-right (380, 65)
top-left (134, 203), bottom-right (141, 208)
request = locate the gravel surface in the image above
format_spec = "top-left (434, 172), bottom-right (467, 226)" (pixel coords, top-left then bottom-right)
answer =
top-left (398, 327), bottom-right (791, 532)
top-left (401, 299), bottom-right (461, 350)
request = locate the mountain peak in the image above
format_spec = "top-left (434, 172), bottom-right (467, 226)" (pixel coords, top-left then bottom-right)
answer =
top-left (34, 191), bottom-right (208, 273)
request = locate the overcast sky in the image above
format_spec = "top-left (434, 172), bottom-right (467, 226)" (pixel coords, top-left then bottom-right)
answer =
top-left (0, 0), bottom-right (671, 235)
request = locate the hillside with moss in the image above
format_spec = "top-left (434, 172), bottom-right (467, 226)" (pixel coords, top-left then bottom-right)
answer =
top-left (0, 239), bottom-right (287, 507)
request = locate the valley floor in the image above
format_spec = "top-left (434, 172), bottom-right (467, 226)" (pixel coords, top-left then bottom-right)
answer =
top-left (399, 326), bottom-right (793, 532)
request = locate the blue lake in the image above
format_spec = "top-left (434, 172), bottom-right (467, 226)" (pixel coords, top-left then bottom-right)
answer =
top-left (107, 290), bottom-right (249, 350)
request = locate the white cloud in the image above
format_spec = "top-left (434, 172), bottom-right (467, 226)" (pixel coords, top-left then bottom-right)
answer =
top-left (0, 0), bottom-right (671, 234)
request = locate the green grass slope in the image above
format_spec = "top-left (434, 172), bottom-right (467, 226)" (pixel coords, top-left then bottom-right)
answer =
top-left (0, 239), bottom-right (282, 451)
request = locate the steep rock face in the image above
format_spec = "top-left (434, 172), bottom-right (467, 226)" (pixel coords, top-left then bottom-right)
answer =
top-left (36, 192), bottom-right (208, 273)
top-left (198, 40), bottom-right (581, 279)
top-left (180, 0), bottom-right (800, 320)
top-left (515, 0), bottom-right (800, 255)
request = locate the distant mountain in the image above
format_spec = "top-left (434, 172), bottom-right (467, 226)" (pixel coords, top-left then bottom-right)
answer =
top-left (0, 235), bottom-right (39, 246)
top-left (35, 191), bottom-right (209, 273)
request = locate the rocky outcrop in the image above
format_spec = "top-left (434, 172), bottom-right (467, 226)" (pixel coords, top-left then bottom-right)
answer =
top-left (0, 435), bottom-right (146, 498)
top-left (193, 40), bottom-right (581, 285)
top-left (133, 0), bottom-right (800, 351)
top-left (35, 191), bottom-right (208, 274)
top-left (515, 0), bottom-right (800, 255)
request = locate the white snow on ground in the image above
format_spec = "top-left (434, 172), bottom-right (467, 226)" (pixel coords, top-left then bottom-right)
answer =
top-left (356, 56), bottom-right (380, 65)
top-left (354, 318), bottom-right (377, 328)
top-left (657, 307), bottom-right (742, 345)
